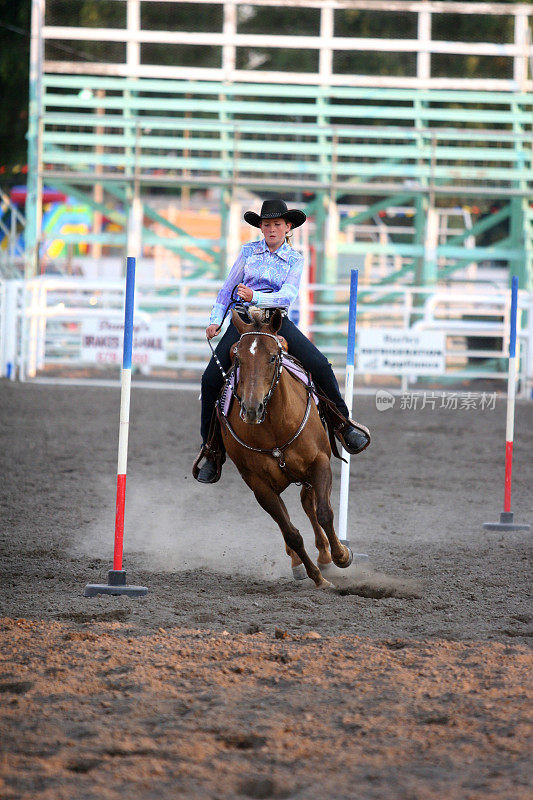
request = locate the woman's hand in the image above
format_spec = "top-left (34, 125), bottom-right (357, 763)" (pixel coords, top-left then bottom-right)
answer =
top-left (206, 324), bottom-right (219, 340)
top-left (237, 283), bottom-right (253, 302)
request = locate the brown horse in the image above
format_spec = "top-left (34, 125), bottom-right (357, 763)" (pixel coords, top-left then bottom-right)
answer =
top-left (218, 308), bottom-right (353, 589)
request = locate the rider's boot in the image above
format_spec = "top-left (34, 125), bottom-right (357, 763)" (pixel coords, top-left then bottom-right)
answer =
top-left (335, 420), bottom-right (370, 455)
top-left (193, 445), bottom-right (226, 484)
top-left (197, 457), bottom-right (219, 484)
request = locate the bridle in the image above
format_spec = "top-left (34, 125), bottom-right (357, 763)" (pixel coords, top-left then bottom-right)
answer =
top-left (232, 331), bottom-right (284, 423)
top-left (216, 330), bottom-right (313, 488)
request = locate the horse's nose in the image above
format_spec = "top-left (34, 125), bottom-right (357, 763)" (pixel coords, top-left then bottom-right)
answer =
top-left (241, 400), bottom-right (262, 424)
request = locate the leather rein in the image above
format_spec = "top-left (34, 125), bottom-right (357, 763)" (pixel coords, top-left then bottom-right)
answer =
top-left (216, 331), bottom-right (313, 487)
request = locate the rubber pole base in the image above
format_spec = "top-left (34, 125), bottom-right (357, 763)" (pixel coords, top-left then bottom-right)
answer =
top-left (483, 511), bottom-right (530, 532)
top-left (84, 569), bottom-right (148, 597)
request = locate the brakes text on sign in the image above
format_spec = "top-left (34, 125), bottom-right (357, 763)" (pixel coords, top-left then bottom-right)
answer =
top-left (81, 318), bottom-right (168, 366)
top-left (357, 328), bottom-right (445, 375)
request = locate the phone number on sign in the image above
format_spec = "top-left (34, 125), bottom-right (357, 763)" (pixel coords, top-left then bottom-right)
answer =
top-left (95, 352), bottom-right (149, 365)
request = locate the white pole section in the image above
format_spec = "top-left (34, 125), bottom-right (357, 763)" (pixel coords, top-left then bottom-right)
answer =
top-left (338, 269), bottom-right (358, 544)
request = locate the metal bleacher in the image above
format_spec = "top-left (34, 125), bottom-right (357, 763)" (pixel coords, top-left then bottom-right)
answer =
top-left (25, 0), bottom-right (533, 290)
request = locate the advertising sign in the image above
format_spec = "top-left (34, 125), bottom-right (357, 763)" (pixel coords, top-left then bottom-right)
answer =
top-left (357, 328), bottom-right (445, 375)
top-left (81, 318), bottom-right (168, 366)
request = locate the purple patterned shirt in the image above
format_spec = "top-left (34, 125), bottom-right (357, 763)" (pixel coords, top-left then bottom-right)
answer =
top-left (209, 239), bottom-right (304, 326)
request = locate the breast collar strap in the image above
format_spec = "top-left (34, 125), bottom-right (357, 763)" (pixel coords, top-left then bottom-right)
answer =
top-left (217, 331), bottom-right (313, 488)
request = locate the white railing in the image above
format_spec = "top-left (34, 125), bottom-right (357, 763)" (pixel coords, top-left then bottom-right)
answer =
top-left (1, 277), bottom-right (532, 396)
top-left (42, 0), bottom-right (533, 92)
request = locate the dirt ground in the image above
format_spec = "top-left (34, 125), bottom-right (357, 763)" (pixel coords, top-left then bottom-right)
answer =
top-left (0, 380), bottom-right (531, 799)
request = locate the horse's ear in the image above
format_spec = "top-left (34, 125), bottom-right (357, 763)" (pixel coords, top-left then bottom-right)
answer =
top-left (232, 309), bottom-right (249, 333)
top-left (268, 309), bottom-right (283, 333)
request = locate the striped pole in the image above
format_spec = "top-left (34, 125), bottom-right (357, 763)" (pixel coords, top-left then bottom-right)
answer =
top-left (84, 257), bottom-right (148, 596)
top-left (113, 255), bottom-right (135, 570)
top-left (483, 276), bottom-right (530, 532)
top-left (504, 276), bottom-right (518, 514)
top-left (338, 270), bottom-right (368, 558)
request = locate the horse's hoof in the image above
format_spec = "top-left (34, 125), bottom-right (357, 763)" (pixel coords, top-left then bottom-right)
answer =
top-left (292, 564), bottom-right (308, 581)
top-left (317, 579), bottom-right (335, 590)
top-left (318, 560), bottom-right (334, 573)
top-left (338, 543), bottom-right (353, 569)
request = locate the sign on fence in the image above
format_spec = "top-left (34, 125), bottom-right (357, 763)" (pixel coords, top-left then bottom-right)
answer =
top-left (81, 318), bottom-right (168, 366)
top-left (357, 328), bottom-right (445, 375)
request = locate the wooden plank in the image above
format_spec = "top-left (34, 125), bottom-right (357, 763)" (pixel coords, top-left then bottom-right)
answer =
top-left (43, 61), bottom-right (533, 91)
top-left (42, 26), bottom-right (532, 57)
top-left (59, 0), bottom-right (533, 14)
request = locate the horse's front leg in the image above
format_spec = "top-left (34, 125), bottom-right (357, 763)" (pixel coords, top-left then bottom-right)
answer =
top-left (310, 455), bottom-right (352, 568)
top-left (251, 480), bottom-right (332, 589)
top-left (300, 486), bottom-right (332, 567)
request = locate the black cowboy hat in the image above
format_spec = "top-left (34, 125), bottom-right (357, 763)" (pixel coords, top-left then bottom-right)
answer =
top-left (244, 199), bottom-right (306, 229)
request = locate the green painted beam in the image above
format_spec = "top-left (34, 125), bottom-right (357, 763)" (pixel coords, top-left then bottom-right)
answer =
top-left (337, 242), bottom-right (522, 260)
top-left (41, 113), bottom-right (533, 146)
top-left (42, 149), bottom-right (533, 184)
top-left (44, 90), bottom-right (533, 126)
top-left (42, 74), bottom-right (533, 107)
top-left (42, 131), bottom-right (531, 168)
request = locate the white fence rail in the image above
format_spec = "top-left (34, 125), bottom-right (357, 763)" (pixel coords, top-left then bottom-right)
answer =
top-left (0, 277), bottom-right (532, 396)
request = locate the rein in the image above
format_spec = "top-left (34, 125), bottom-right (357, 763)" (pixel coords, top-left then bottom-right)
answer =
top-left (217, 332), bottom-right (314, 488)
top-left (206, 284), bottom-right (245, 379)
top-left (206, 284), bottom-right (274, 379)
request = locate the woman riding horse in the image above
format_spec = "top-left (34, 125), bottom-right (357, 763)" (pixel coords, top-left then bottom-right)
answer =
top-left (195, 198), bottom-right (370, 483)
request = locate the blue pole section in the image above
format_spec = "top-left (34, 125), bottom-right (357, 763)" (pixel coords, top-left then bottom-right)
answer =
top-left (123, 256), bottom-right (136, 369)
top-left (346, 268), bottom-right (358, 367)
top-left (509, 275), bottom-right (518, 358)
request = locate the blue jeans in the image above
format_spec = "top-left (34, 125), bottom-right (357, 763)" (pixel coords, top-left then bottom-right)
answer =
top-left (200, 316), bottom-right (349, 444)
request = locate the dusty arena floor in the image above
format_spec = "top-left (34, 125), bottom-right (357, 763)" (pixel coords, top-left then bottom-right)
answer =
top-left (0, 380), bottom-right (532, 799)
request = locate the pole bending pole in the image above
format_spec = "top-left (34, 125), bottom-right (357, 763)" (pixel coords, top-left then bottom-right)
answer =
top-left (85, 257), bottom-right (148, 596)
top-left (483, 275), bottom-right (530, 532)
top-left (113, 256), bottom-right (135, 571)
top-left (338, 269), bottom-right (368, 559)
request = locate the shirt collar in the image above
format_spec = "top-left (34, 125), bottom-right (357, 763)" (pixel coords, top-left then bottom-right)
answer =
top-left (258, 238), bottom-right (291, 262)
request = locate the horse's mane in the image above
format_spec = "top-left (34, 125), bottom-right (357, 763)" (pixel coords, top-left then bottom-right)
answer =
top-left (247, 306), bottom-right (266, 329)
top-left (244, 306), bottom-right (287, 350)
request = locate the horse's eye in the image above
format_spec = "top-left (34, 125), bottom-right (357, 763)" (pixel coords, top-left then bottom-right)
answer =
top-left (269, 354), bottom-right (277, 363)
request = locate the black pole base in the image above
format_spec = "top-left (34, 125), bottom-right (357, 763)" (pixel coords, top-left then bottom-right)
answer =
top-left (84, 569), bottom-right (148, 598)
top-left (483, 511), bottom-right (530, 532)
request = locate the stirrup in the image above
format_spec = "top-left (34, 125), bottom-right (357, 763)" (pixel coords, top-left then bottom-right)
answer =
top-left (192, 445), bottom-right (225, 484)
top-left (335, 419), bottom-right (371, 455)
